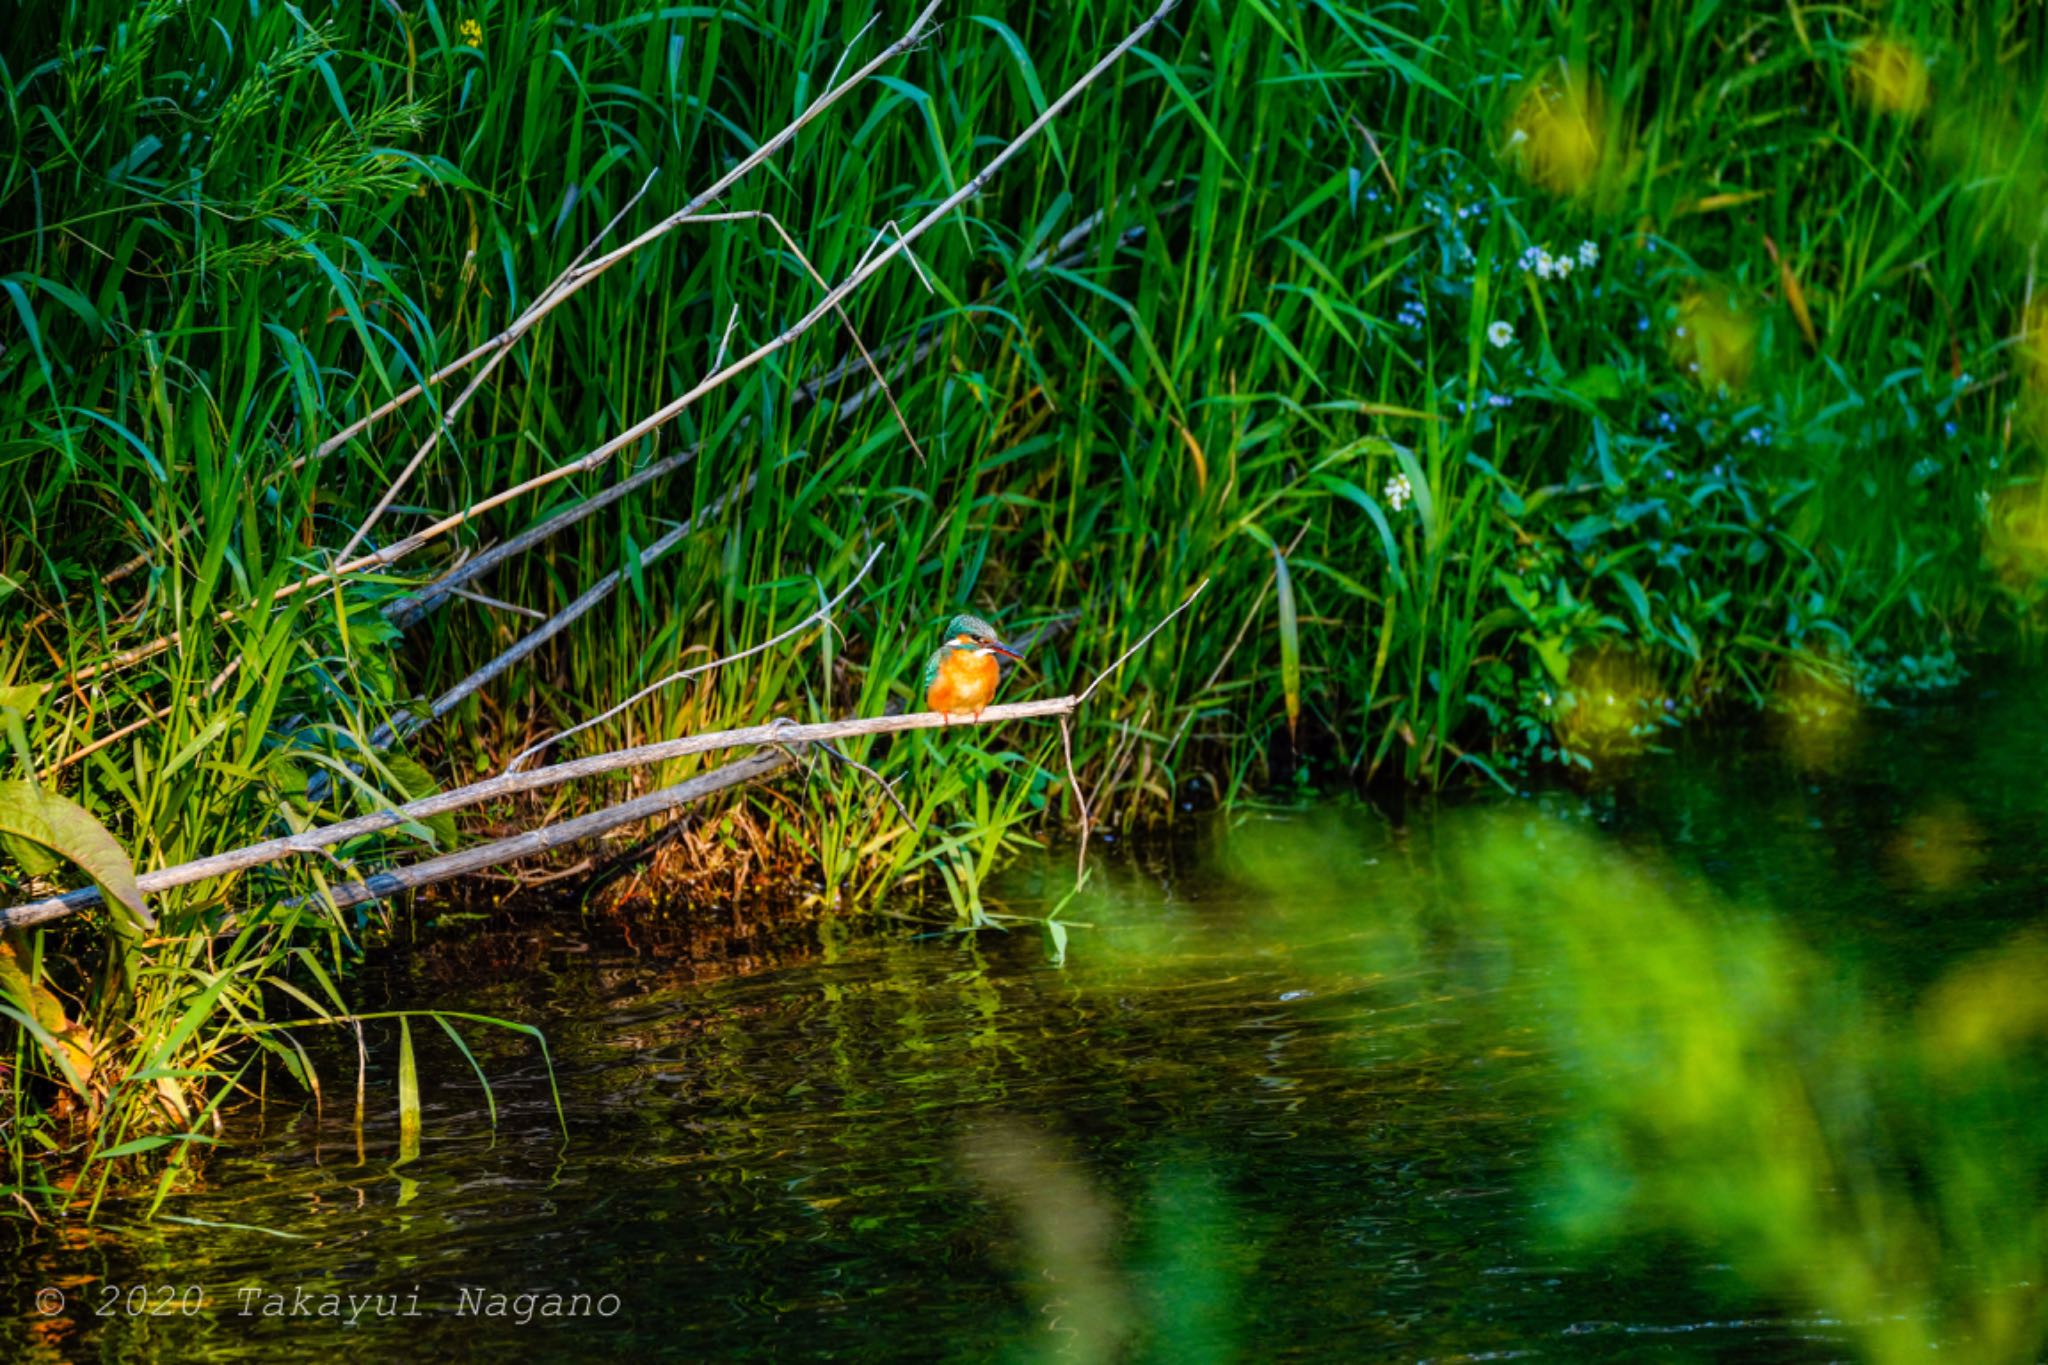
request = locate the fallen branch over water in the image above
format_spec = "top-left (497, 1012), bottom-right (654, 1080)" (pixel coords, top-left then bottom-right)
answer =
top-left (0, 582), bottom-right (1206, 930)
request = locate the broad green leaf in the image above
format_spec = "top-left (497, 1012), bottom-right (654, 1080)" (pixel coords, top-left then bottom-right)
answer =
top-left (1042, 917), bottom-right (1068, 969)
top-left (0, 781), bottom-right (152, 929)
top-left (382, 753), bottom-right (458, 848)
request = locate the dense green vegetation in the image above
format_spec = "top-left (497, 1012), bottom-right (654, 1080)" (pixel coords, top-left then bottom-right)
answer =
top-left (3, 0), bottom-right (2046, 1203)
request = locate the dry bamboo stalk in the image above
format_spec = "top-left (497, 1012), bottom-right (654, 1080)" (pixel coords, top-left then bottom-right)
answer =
top-left (305, 750), bottom-right (793, 912)
top-left (1, 580), bottom-right (1206, 929)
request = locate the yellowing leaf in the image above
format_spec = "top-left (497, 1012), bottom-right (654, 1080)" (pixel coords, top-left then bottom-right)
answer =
top-left (1765, 235), bottom-right (1819, 349)
top-left (0, 934), bottom-right (98, 1095)
top-left (1274, 546), bottom-right (1301, 744)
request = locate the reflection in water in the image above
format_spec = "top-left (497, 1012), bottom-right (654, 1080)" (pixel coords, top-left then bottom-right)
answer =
top-left (960, 1118), bottom-right (1134, 1364)
top-left (3, 689), bottom-right (2045, 1362)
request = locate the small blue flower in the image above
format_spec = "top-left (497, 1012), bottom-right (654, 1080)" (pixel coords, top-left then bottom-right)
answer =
top-left (1944, 420), bottom-right (1958, 438)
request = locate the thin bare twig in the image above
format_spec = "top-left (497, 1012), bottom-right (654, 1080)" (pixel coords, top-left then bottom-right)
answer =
top-left (48, 658), bottom-right (241, 774)
top-left (502, 540), bottom-right (888, 773)
top-left (1076, 578), bottom-right (1209, 705)
top-left (1058, 715), bottom-right (1091, 883)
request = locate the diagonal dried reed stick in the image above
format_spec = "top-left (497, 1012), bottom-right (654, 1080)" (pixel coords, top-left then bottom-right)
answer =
top-left (68, 0), bottom-right (1182, 685)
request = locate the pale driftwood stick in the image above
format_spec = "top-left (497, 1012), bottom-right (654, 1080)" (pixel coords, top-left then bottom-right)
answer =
top-left (305, 750), bottom-right (793, 912)
top-left (0, 579), bottom-right (1209, 929)
top-left (305, 478), bottom-right (741, 806)
top-left (335, 203), bottom-right (916, 605)
top-left (303, 3), bottom-right (942, 468)
top-left (68, 185), bottom-right (1139, 687)
top-left (0, 700), bottom-right (1085, 929)
top-left (308, 0), bottom-right (1184, 582)
top-left (381, 323), bottom-right (936, 632)
top-left (381, 443), bottom-right (699, 629)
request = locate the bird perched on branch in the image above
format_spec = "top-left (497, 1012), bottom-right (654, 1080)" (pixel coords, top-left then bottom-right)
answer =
top-left (924, 614), bottom-right (1022, 724)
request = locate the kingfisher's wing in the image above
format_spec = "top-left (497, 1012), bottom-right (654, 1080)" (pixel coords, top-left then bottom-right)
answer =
top-left (920, 648), bottom-right (944, 693)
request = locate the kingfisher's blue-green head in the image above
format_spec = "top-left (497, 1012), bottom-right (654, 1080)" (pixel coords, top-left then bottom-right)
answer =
top-left (942, 614), bottom-right (1013, 650)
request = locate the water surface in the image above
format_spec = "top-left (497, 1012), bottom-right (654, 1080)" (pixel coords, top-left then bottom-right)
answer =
top-left (8, 679), bottom-right (2047, 1362)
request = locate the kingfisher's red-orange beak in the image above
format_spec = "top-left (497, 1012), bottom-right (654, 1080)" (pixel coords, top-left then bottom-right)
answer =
top-left (985, 640), bottom-right (1024, 663)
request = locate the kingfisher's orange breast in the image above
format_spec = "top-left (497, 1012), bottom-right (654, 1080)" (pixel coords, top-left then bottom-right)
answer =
top-left (928, 649), bottom-right (1001, 714)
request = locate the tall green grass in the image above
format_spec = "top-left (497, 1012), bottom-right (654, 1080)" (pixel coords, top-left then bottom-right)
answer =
top-left (1, 1), bottom-right (2043, 1205)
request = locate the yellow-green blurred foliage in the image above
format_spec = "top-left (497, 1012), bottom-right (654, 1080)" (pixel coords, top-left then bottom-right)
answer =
top-left (2018, 298), bottom-right (2048, 449)
top-left (1852, 37), bottom-right (1932, 117)
top-left (1890, 799), bottom-right (1985, 894)
top-left (1671, 288), bottom-right (1758, 392)
top-left (1982, 484), bottom-right (2048, 608)
top-left (962, 1117), bottom-right (1136, 1365)
top-left (1771, 662), bottom-right (1863, 773)
top-left (1504, 64), bottom-right (1604, 196)
top-left (1450, 816), bottom-right (2048, 1365)
top-left (1557, 648), bottom-right (1660, 764)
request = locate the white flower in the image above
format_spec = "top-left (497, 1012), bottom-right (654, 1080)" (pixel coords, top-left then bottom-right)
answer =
top-left (1555, 255), bottom-right (1573, 278)
top-left (1487, 320), bottom-right (1514, 349)
top-left (1578, 240), bottom-right (1600, 267)
top-left (1534, 250), bottom-right (1556, 279)
top-left (1384, 472), bottom-right (1413, 512)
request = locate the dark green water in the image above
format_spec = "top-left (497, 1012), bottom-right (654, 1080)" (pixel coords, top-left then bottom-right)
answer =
top-left (7, 680), bottom-right (2048, 1362)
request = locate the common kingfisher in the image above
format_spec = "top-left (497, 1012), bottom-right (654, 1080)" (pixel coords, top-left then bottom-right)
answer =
top-left (923, 614), bottom-right (1022, 723)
